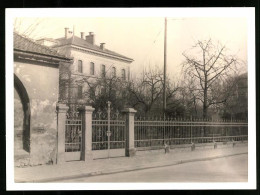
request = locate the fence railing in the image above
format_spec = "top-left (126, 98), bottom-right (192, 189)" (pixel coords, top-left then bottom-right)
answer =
top-left (65, 112), bottom-right (82, 152)
top-left (57, 103), bottom-right (248, 163)
top-left (92, 110), bottom-right (126, 150)
top-left (134, 117), bottom-right (248, 149)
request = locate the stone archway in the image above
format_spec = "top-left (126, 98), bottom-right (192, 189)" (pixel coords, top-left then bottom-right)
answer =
top-left (14, 74), bottom-right (31, 153)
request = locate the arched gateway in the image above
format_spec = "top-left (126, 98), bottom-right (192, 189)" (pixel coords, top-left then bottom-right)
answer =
top-left (13, 32), bottom-right (72, 166)
top-left (14, 74), bottom-right (30, 153)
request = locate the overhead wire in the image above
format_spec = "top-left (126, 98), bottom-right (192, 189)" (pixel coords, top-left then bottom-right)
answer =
top-left (140, 26), bottom-right (163, 71)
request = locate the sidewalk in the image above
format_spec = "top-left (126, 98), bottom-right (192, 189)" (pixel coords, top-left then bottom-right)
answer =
top-left (14, 142), bottom-right (248, 183)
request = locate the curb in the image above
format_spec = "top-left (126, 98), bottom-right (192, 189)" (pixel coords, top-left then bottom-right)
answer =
top-left (15, 151), bottom-right (248, 183)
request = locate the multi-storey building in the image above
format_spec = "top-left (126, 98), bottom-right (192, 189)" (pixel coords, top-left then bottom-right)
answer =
top-left (39, 28), bottom-right (134, 108)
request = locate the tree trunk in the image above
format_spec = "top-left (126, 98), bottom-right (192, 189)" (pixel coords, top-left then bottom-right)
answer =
top-left (203, 74), bottom-right (208, 119)
top-left (203, 79), bottom-right (208, 137)
top-left (203, 90), bottom-right (208, 119)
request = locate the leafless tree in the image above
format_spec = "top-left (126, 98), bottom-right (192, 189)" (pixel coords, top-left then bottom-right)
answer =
top-left (14, 18), bottom-right (45, 39)
top-left (82, 74), bottom-right (129, 111)
top-left (128, 67), bottom-right (179, 115)
top-left (182, 39), bottom-right (241, 118)
top-left (128, 68), bottom-right (163, 114)
top-left (177, 77), bottom-right (200, 117)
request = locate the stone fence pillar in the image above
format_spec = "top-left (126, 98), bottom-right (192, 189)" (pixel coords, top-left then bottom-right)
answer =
top-left (80, 106), bottom-right (95, 161)
top-left (56, 103), bottom-right (69, 164)
top-left (122, 108), bottom-right (137, 157)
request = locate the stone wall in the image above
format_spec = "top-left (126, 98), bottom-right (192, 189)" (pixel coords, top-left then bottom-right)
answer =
top-left (14, 60), bottom-right (59, 166)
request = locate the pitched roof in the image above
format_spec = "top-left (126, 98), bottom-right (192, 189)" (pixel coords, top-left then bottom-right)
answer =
top-left (14, 32), bottom-right (70, 60)
top-left (54, 36), bottom-right (134, 62)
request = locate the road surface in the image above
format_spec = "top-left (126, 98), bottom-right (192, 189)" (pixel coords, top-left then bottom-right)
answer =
top-left (57, 154), bottom-right (248, 182)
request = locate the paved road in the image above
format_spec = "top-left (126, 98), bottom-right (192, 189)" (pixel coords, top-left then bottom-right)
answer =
top-left (58, 154), bottom-right (248, 182)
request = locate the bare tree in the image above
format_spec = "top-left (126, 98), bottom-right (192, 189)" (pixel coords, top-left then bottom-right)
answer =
top-left (128, 67), bottom-right (179, 116)
top-left (82, 74), bottom-right (130, 111)
top-left (182, 39), bottom-right (240, 118)
top-left (14, 18), bottom-right (45, 39)
top-left (177, 77), bottom-right (200, 117)
top-left (128, 67), bottom-right (164, 114)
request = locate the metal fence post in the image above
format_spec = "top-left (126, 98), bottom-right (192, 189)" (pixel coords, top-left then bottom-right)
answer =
top-left (80, 105), bottom-right (95, 162)
top-left (56, 103), bottom-right (69, 164)
top-left (122, 108), bottom-right (137, 157)
top-left (190, 115), bottom-right (193, 143)
top-left (107, 101), bottom-right (111, 158)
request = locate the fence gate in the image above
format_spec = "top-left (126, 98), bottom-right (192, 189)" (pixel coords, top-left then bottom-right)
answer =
top-left (65, 111), bottom-right (83, 161)
top-left (92, 102), bottom-right (126, 159)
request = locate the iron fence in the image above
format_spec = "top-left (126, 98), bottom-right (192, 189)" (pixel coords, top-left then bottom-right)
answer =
top-left (65, 111), bottom-right (82, 152)
top-left (92, 109), bottom-right (126, 150)
top-left (134, 117), bottom-right (248, 149)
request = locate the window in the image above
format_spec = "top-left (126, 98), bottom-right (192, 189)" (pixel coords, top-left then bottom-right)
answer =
top-left (90, 62), bottom-right (95, 75)
top-left (78, 60), bottom-right (83, 73)
top-left (101, 65), bottom-right (106, 77)
top-left (112, 67), bottom-right (116, 77)
top-left (111, 89), bottom-right (116, 97)
top-left (121, 69), bottom-right (126, 80)
top-left (77, 85), bottom-right (83, 99)
top-left (90, 88), bottom-right (95, 99)
top-left (101, 87), bottom-right (106, 95)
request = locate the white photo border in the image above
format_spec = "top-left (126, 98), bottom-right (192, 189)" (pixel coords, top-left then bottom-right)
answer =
top-left (6, 7), bottom-right (256, 190)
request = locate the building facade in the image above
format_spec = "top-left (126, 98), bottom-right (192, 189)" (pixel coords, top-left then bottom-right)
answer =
top-left (45, 28), bottom-right (134, 109)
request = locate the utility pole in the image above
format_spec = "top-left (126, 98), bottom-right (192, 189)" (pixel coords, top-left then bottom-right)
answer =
top-left (107, 101), bottom-right (111, 159)
top-left (163, 17), bottom-right (167, 145)
top-left (72, 25), bottom-right (75, 42)
top-left (163, 17), bottom-right (167, 119)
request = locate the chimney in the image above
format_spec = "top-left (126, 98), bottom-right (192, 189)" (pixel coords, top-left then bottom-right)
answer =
top-left (80, 32), bottom-right (85, 39)
top-left (85, 32), bottom-right (95, 45)
top-left (65, 27), bottom-right (69, 39)
top-left (100, 43), bottom-right (105, 50)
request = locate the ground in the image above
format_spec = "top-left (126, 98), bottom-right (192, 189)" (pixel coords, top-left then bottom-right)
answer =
top-left (56, 154), bottom-right (248, 183)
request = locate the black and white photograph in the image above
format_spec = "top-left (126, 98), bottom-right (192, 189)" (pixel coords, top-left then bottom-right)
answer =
top-left (5, 8), bottom-right (256, 190)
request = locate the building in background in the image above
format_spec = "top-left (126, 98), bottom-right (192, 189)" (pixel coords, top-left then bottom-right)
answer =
top-left (38, 28), bottom-right (134, 110)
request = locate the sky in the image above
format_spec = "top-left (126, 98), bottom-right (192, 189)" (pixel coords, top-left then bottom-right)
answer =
top-left (14, 17), bottom-right (248, 82)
